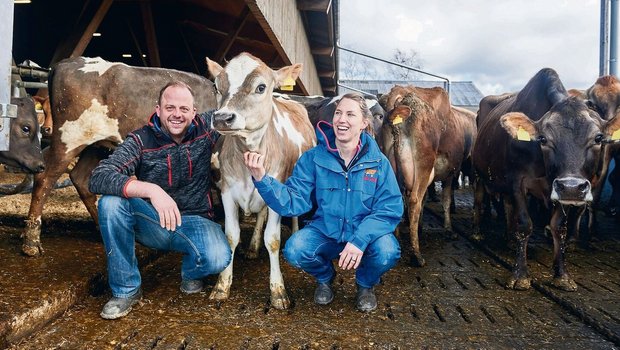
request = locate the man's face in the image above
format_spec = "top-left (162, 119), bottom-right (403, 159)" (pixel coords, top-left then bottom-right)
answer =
top-left (155, 85), bottom-right (196, 143)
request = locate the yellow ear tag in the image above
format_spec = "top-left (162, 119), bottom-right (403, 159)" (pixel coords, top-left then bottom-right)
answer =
top-left (35, 102), bottom-right (43, 110)
top-left (517, 126), bottom-right (531, 141)
top-left (280, 76), bottom-right (296, 91)
top-left (393, 115), bottom-right (403, 125)
top-left (612, 129), bottom-right (620, 141)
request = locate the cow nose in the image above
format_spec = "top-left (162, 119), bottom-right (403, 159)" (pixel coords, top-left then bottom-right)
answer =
top-left (215, 112), bottom-right (236, 125)
top-left (552, 177), bottom-right (591, 202)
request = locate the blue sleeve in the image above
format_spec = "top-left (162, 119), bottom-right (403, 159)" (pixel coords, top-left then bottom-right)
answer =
top-left (350, 157), bottom-right (404, 251)
top-left (253, 151), bottom-right (316, 217)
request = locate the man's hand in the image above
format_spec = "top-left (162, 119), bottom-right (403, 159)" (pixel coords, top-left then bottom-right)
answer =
top-left (244, 151), bottom-right (266, 181)
top-left (338, 242), bottom-right (363, 270)
top-left (150, 187), bottom-right (182, 231)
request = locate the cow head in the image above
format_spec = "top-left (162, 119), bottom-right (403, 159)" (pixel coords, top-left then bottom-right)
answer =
top-left (0, 97), bottom-right (45, 173)
top-left (586, 75), bottom-right (620, 121)
top-left (206, 53), bottom-right (303, 134)
top-left (501, 97), bottom-right (620, 205)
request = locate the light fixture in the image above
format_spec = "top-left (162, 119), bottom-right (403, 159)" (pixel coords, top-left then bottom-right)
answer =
top-left (92, 32), bottom-right (102, 37)
top-left (142, 54), bottom-right (146, 58)
top-left (122, 54), bottom-right (132, 58)
top-left (14, 0), bottom-right (32, 4)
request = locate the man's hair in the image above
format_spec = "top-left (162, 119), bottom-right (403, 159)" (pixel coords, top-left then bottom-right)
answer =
top-left (338, 92), bottom-right (372, 122)
top-left (158, 81), bottom-right (195, 105)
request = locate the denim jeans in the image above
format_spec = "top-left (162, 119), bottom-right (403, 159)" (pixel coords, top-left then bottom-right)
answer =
top-left (283, 226), bottom-right (401, 288)
top-left (98, 195), bottom-right (231, 298)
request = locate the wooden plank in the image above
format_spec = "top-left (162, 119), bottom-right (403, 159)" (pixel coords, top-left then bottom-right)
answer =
top-left (69, 0), bottom-right (114, 58)
top-left (141, 1), bottom-right (161, 67)
top-left (318, 69), bottom-right (335, 79)
top-left (245, 0), bottom-right (322, 95)
top-left (214, 6), bottom-right (251, 62)
top-left (311, 46), bottom-right (333, 57)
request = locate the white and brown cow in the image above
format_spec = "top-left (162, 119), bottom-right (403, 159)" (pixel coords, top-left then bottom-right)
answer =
top-left (206, 52), bottom-right (316, 309)
top-left (381, 86), bottom-right (475, 267)
top-left (22, 56), bottom-right (216, 256)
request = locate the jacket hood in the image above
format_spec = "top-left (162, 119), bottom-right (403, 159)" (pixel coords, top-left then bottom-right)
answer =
top-left (316, 120), bottom-right (380, 159)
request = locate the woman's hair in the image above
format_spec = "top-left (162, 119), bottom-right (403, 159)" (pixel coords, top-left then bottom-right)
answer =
top-left (158, 81), bottom-right (195, 105)
top-left (338, 92), bottom-right (372, 122)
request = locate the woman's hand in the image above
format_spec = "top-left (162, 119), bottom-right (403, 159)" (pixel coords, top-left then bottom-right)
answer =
top-left (244, 151), bottom-right (267, 181)
top-left (338, 242), bottom-right (363, 270)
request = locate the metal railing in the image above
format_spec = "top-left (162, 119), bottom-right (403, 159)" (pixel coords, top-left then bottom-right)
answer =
top-left (336, 44), bottom-right (451, 96)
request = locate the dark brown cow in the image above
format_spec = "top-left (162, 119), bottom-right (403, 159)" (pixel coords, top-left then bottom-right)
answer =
top-left (22, 56), bottom-right (216, 256)
top-left (0, 97), bottom-right (45, 173)
top-left (206, 52), bottom-right (316, 309)
top-left (381, 86), bottom-right (474, 267)
top-left (472, 68), bottom-right (620, 291)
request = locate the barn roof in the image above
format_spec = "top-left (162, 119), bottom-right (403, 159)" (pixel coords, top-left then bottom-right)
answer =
top-left (11, 0), bottom-right (339, 96)
top-left (339, 79), bottom-right (485, 109)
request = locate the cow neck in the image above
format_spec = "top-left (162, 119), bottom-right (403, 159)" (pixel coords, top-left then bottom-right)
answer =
top-left (233, 122), bottom-right (269, 152)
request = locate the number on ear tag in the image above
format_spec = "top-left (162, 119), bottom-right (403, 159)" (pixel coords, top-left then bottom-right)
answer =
top-left (393, 115), bottom-right (403, 125)
top-left (517, 126), bottom-right (531, 141)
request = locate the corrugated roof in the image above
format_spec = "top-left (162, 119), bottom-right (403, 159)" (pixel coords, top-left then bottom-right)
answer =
top-left (338, 79), bottom-right (484, 108)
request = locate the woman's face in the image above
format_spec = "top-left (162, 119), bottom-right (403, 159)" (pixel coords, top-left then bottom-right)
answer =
top-left (332, 98), bottom-right (369, 144)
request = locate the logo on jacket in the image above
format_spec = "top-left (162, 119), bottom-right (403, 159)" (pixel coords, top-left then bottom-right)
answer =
top-left (364, 169), bottom-right (378, 183)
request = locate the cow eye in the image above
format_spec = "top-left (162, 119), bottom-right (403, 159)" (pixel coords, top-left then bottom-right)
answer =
top-left (538, 135), bottom-right (547, 145)
top-left (21, 125), bottom-right (30, 134)
top-left (595, 133), bottom-right (604, 144)
top-left (255, 84), bottom-right (266, 94)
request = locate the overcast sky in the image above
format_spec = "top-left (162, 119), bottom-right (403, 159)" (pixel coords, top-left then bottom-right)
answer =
top-left (338, 0), bottom-right (602, 96)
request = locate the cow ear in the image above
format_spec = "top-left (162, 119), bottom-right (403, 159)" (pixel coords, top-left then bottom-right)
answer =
top-left (275, 63), bottom-right (303, 90)
top-left (500, 112), bottom-right (537, 141)
top-left (389, 105), bottom-right (411, 125)
top-left (604, 114), bottom-right (620, 142)
top-left (206, 57), bottom-right (224, 78)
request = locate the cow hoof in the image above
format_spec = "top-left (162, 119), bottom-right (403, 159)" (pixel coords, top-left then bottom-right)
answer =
top-left (22, 243), bottom-right (43, 257)
top-left (506, 276), bottom-right (531, 290)
top-left (208, 287), bottom-right (230, 301)
top-left (410, 254), bottom-right (426, 267)
top-left (270, 294), bottom-right (290, 310)
top-left (551, 276), bottom-right (578, 291)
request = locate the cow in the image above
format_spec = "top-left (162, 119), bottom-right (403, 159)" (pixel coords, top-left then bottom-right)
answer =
top-left (472, 68), bottom-right (620, 291)
top-left (21, 56), bottom-right (216, 257)
top-left (0, 96), bottom-right (45, 174)
top-left (206, 52), bottom-right (316, 310)
top-left (381, 85), bottom-right (475, 267)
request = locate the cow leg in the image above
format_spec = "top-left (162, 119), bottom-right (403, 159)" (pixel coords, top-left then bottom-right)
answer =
top-left (263, 208), bottom-right (290, 310)
top-left (505, 194), bottom-right (533, 290)
top-left (549, 205), bottom-right (579, 291)
top-left (408, 172), bottom-right (433, 267)
top-left (291, 217), bottom-right (299, 233)
top-left (441, 178), bottom-right (457, 240)
top-left (23, 147), bottom-right (80, 256)
top-left (70, 146), bottom-right (107, 224)
top-left (247, 206), bottom-right (268, 259)
top-left (472, 176), bottom-right (485, 241)
top-left (209, 192), bottom-right (240, 301)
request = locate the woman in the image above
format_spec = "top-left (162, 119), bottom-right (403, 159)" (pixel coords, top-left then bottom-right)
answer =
top-left (244, 92), bottom-right (402, 312)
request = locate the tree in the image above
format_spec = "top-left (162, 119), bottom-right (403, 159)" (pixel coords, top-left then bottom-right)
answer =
top-left (386, 48), bottom-right (423, 80)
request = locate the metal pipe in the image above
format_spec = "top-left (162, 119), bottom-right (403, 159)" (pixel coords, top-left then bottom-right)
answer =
top-left (336, 43), bottom-right (451, 96)
top-left (337, 83), bottom-right (378, 97)
top-left (601, 0), bottom-right (610, 76)
top-left (0, 0), bottom-right (16, 151)
top-left (11, 66), bottom-right (50, 79)
top-left (13, 81), bottom-right (49, 89)
top-left (611, 0), bottom-right (618, 75)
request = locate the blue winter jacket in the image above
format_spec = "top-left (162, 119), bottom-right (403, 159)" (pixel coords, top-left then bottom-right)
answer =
top-left (254, 121), bottom-right (403, 251)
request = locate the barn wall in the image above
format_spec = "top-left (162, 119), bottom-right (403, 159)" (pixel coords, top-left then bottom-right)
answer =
top-left (246, 0), bottom-right (322, 96)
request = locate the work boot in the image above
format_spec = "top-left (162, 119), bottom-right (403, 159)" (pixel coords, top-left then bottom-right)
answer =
top-left (314, 281), bottom-right (334, 305)
top-left (180, 279), bottom-right (204, 294)
top-left (100, 289), bottom-right (142, 320)
top-left (356, 286), bottom-right (377, 312)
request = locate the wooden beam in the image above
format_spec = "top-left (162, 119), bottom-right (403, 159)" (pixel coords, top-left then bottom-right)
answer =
top-left (70, 0), bottom-right (114, 58)
top-left (297, 0), bottom-right (331, 13)
top-left (318, 69), bottom-right (335, 79)
top-left (181, 20), bottom-right (273, 52)
top-left (311, 46), bottom-right (333, 57)
top-left (214, 6), bottom-right (251, 62)
top-left (141, 1), bottom-right (161, 67)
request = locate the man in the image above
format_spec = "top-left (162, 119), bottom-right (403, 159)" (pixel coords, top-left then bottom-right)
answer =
top-left (89, 81), bottom-right (231, 319)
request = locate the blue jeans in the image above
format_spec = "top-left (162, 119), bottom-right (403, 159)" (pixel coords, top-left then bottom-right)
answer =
top-left (98, 195), bottom-right (231, 298)
top-left (283, 226), bottom-right (401, 288)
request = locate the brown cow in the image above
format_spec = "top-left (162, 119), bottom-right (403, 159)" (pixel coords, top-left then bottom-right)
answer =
top-left (472, 68), bottom-right (620, 291)
top-left (381, 86), bottom-right (473, 267)
top-left (0, 96), bottom-right (45, 173)
top-left (21, 56), bottom-right (216, 256)
top-left (206, 52), bottom-right (316, 309)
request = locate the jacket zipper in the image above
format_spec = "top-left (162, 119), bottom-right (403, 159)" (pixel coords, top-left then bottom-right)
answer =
top-left (186, 147), bottom-right (193, 179)
top-left (167, 154), bottom-right (172, 187)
